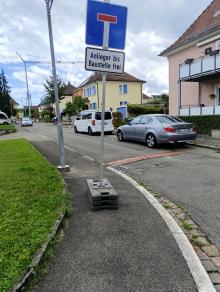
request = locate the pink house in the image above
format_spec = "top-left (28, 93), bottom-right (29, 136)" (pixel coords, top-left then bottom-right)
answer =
top-left (160, 0), bottom-right (220, 116)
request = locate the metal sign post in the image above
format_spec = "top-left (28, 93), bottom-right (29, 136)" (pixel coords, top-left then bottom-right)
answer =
top-left (99, 0), bottom-right (110, 187)
top-left (45, 0), bottom-right (69, 172)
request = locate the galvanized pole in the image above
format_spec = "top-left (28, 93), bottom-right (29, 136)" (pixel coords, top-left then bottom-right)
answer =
top-left (99, 0), bottom-right (110, 187)
top-left (16, 53), bottom-right (31, 117)
top-left (45, 0), bottom-right (67, 169)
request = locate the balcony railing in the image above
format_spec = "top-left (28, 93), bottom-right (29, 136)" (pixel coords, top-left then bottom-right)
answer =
top-left (179, 53), bottom-right (220, 80)
top-left (180, 104), bottom-right (220, 116)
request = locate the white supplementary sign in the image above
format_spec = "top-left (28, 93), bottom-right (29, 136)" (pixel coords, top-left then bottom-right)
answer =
top-left (85, 47), bottom-right (125, 74)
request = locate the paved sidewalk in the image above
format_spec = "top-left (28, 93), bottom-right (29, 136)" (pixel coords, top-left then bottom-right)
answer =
top-left (32, 139), bottom-right (197, 292)
top-left (189, 135), bottom-right (220, 149)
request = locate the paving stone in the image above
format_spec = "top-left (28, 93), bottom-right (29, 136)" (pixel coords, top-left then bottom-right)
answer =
top-left (172, 208), bottom-right (183, 215)
top-left (190, 229), bottom-right (204, 237)
top-left (201, 260), bottom-right (218, 272)
top-left (176, 213), bottom-right (186, 220)
top-left (169, 202), bottom-right (178, 209)
top-left (183, 229), bottom-right (191, 236)
top-left (195, 237), bottom-right (209, 246)
top-left (212, 257), bottom-right (220, 268)
top-left (209, 273), bottom-right (220, 284)
top-left (194, 246), bottom-right (209, 260)
top-left (185, 219), bottom-right (198, 229)
top-left (202, 245), bottom-right (220, 257)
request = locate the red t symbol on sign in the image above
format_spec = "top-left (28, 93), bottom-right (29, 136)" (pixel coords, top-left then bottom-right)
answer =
top-left (97, 13), bottom-right (117, 24)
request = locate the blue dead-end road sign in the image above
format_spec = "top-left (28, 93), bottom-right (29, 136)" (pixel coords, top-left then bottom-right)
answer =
top-left (86, 0), bottom-right (127, 50)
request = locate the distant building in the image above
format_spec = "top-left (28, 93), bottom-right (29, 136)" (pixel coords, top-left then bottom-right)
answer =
top-left (38, 100), bottom-right (54, 118)
top-left (77, 71), bottom-right (145, 113)
top-left (60, 82), bottom-right (77, 112)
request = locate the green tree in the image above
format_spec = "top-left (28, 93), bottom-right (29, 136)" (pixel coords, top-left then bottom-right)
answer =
top-left (0, 70), bottom-right (12, 117)
top-left (160, 93), bottom-right (169, 109)
top-left (43, 75), bottom-right (66, 104)
top-left (64, 96), bottom-right (85, 117)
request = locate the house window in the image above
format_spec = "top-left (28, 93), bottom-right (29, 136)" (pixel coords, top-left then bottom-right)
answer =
top-left (124, 101), bottom-right (128, 105)
top-left (91, 102), bottom-right (97, 110)
top-left (119, 84), bottom-right (128, 94)
top-left (85, 85), bottom-right (96, 98)
top-left (216, 40), bottom-right (220, 50)
top-left (120, 101), bottom-right (123, 106)
top-left (91, 85), bottom-right (96, 95)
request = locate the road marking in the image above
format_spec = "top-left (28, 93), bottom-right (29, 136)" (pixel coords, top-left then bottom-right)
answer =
top-left (83, 155), bottom-right (95, 162)
top-left (108, 166), bottom-right (216, 292)
top-left (107, 151), bottom-right (183, 167)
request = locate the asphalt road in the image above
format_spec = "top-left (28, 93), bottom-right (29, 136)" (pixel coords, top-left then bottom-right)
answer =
top-left (18, 123), bottom-right (180, 163)
top-left (8, 123), bottom-right (220, 250)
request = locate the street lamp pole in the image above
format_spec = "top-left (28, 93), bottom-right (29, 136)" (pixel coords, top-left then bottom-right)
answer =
top-left (16, 52), bottom-right (31, 117)
top-left (44, 0), bottom-right (69, 171)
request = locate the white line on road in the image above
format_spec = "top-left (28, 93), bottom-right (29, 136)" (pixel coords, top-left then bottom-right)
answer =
top-left (38, 133), bottom-right (96, 162)
top-left (108, 166), bottom-right (216, 292)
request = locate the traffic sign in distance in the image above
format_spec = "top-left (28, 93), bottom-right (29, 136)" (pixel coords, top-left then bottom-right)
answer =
top-left (85, 47), bottom-right (125, 74)
top-left (86, 0), bottom-right (127, 50)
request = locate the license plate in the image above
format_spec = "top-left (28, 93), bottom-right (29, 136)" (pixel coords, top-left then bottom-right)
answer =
top-left (178, 128), bottom-right (190, 133)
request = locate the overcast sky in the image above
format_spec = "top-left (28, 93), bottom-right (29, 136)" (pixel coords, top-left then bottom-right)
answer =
top-left (0, 0), bottom-right (211, 106)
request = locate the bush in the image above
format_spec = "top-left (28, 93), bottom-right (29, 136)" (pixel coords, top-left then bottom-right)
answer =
top-left (180, 115), bottom-right (220, 134)
top-left (112, 112), bottom-right (123, 118)
top-left (112, 111), bottom-right (124, 128)
top-left (127, 104), bottom-right (165, 117)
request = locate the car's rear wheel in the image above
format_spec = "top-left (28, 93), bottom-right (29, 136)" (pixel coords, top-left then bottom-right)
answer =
top-left (88, 127), bottom-right (93, 136)
top-left (117, 130), bottom-right (124, 142)
top-left (74, 126), bottom-right (78, 133)
top-left (146, 133), bottom-right (157, 148)
top-left (3, 122), bottom-right (9, 125)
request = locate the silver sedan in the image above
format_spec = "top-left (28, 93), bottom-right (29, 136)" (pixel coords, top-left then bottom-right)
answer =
top-left (117, 114), bottom-right (197, 148)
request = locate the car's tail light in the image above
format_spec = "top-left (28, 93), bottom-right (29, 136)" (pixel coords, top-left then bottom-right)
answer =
top-left (91, 119), bottom-right (96, 126)
top-left (192, 126), bottom-right (197, 132)
top-left (164, 127), bottom-right (176, 132)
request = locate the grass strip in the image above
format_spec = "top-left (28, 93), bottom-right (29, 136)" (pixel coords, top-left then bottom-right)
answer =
top-left (0, 125), bottom-right (16, 131)
top-left (0, 139), bottom-right (68, 291)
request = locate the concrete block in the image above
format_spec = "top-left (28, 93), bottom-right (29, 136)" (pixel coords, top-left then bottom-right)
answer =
top-left (87, 179), bottom-right (119, 211)
top-left (212, 130), bottom-right (220, 140)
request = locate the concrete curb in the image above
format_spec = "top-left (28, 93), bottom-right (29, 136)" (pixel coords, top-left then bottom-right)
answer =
top-left (187, 142), bottom-right (220, 151)
top-left (10, 212), bottom-right (66, 292)
top-left (0, 129), bottom-right (16, 136)
top-left (108, 166), bottom-right (216, 292)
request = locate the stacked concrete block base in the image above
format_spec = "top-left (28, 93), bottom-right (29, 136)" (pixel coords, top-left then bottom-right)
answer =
top-left (87, 179), bottom-right (118, 211)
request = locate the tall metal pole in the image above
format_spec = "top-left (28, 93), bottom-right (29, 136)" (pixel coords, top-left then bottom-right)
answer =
top-left (45, 0), bottom-right (67, 169)
top-left (99, 0), bottom-right (110, 187)
top-left (16, 52), bottom-right (31, 117)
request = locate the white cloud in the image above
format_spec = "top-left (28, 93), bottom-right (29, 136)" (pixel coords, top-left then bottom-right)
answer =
top-left (0, 0), bottom-right (212, 105)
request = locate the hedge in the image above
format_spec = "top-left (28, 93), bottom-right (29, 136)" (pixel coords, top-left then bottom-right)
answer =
top-left (180, 115), bottom-right (220, 134)
top-left (112, 112), bottom-right (124, 128)
top-left (127, 104), bottom-right (166, 117)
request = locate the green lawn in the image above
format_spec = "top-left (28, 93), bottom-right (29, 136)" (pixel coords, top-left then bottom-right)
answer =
top-left (0, 139), bottom-right (66, 291)
top-left (0, 124), bottom-right (16, 131)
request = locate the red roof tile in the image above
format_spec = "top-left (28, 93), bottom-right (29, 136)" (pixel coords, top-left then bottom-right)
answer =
top-left (78, 72), bottom-right (145, 88)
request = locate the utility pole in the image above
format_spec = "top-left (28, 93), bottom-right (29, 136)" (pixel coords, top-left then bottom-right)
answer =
top-left (44, 0), bottom-right (69, 172)
top-left (16, 52), bottom-right (31, 117)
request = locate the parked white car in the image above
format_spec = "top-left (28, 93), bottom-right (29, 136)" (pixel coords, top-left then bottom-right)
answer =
top-left (74, 110), bottom-right (114, 135)
top-left (0, 112), bottom-right (11, 125)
